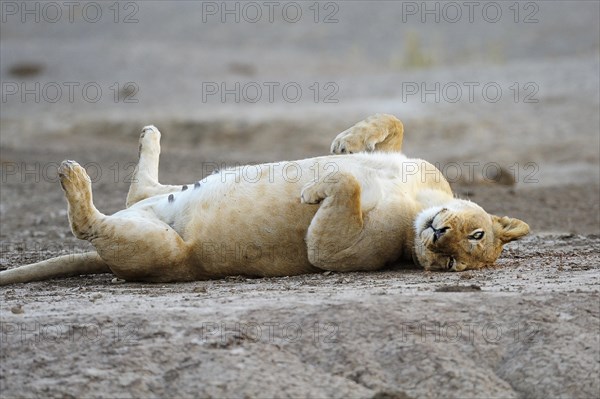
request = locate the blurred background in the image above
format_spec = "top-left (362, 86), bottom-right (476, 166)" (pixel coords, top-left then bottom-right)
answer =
top-left (1, 0), bottom-right (599, 245)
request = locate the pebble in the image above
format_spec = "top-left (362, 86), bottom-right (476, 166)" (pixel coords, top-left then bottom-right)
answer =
top-left (10, 305), bottom-right (24, 314)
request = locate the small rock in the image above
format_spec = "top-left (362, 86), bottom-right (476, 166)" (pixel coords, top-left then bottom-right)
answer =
top-left (193, 286), bottom-right (207, 293)
top-left (111, 278), bottom-right (126, 284)
top-left (90, 294), bottom-right (103, 302)
top-left (8, 63), bottom-right (44, 78)
top-left (10, 305), bottom-right (24, 314)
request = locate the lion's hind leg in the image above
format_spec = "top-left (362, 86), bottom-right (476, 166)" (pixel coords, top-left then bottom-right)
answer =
top-left (61, 160), bottom-right (197, 282)
top-left (126, 125), bottom-right (183, 207)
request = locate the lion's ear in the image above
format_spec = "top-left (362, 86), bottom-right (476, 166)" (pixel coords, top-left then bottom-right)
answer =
top-left (492, 215), bottom-right (530, 243)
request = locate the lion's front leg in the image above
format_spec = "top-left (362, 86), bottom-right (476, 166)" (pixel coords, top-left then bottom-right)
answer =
top-left (301, 173), bottom-right (378, 272)
top-left (330, 113), bottom-right (404, 154)
top-left (126, 125), bottom-right (184, 207)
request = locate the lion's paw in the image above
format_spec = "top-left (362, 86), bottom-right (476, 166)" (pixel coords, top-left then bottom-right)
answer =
top-left (330, 126), bottom-right (375, 154)
top-left (141, 125), bottom-right (161, 139)
top-left (139, 125), bottom-right (161, 156)
top-left (300, 180), bottom-right (327, 204)
top-left (330, 114), bottom-right (403, 154)
top-left (59, 160), bottom-right (92, 195)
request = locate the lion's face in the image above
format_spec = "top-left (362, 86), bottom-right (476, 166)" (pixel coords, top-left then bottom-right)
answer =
top-left (413, 200), bottom-right (529, 271)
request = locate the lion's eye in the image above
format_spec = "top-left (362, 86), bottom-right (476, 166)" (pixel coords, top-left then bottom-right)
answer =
top-left (470, 231), bottom-right (485, 240)
top-left (447, 257), bottom-right (455, 269)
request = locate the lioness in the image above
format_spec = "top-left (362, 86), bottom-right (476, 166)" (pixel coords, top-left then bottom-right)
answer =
top-left (0, 114), bottom-right (529, 285)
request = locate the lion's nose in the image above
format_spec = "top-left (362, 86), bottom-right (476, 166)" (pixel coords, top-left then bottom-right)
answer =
top-left (433, 227), bottom-right (449, 242)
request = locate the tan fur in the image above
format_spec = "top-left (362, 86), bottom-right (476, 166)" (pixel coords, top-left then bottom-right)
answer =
top-left (0, 114), bottom-right (529, 285)
top-left (413, 202), bottom-right (530, 271)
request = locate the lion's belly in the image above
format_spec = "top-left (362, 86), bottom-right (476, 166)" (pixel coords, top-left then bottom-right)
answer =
top-left (164, 161), bottom-right (325, 277)
top-left (188, 179), bottom-right (320, 277)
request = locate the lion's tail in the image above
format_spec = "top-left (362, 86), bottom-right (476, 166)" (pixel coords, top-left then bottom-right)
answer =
top-left (0, 252), bottom-right (111, 286)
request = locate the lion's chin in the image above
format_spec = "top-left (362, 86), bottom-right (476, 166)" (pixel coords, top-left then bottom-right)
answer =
top-left (412, 241), bottom-right (437, 270)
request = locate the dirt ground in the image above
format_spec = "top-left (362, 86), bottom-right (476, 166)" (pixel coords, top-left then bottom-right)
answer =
top-left (1, 119), bottom-right (599, 398)
top-left (1, 2), bottom-right (600, 398)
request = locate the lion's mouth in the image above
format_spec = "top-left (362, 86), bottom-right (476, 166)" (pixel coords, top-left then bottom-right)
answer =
top-left (424, 218), bottom-right (434, 230)
top-left (421, 209), bottom-right (444, 236)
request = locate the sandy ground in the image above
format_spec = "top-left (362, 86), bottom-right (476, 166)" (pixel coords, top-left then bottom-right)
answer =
top-left (1, 1), bottom-right (599, 398)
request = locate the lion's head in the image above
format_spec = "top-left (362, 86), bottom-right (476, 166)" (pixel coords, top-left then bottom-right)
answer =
top-left (413, 200), bottom-right (529, 271)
